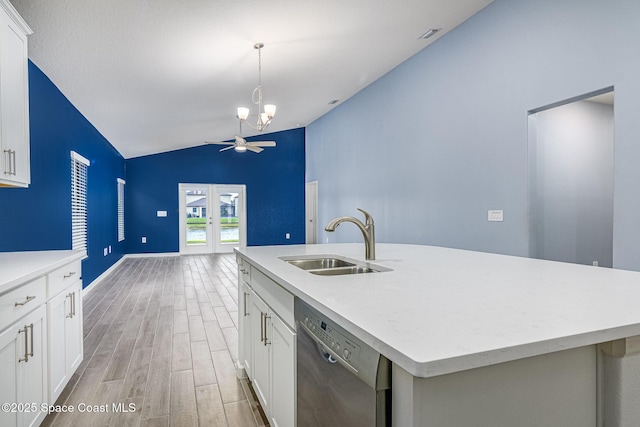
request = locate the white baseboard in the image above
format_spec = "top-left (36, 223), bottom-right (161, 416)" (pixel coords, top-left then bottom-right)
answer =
top-left (125, 252), bottom-right (180, 258)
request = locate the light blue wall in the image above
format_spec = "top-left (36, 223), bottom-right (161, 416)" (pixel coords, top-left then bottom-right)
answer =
top-left (306, 0), bottom-right (640, 271)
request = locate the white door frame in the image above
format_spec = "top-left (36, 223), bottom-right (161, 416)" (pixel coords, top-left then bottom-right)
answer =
top-left (306, 181), bottom-right (318, 244)
top-left (179, 183), bottom-right (246, 255)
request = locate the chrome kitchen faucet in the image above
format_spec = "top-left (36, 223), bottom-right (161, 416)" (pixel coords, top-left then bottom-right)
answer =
top-left (325, 208), bottom-right (376, 260)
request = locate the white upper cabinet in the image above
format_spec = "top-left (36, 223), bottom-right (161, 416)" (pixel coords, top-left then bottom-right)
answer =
top-left (0, 0), bottom-right (32, 188)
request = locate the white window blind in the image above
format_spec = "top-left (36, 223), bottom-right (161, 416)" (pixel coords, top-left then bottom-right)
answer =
top-left (71, 151), bottom-right (89, 252)
top-left (117, 178), bottom-right (125, 242)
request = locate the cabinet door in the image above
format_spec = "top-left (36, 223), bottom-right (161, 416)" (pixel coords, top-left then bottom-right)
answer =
top-left (269, 314), bottom-right (296, 427)
top-left (0, 8), bottom-right (30, 187)
top-left (0, 325), bottom-right (19, 427)
top-left (65, 282), bottom-right (83, 377)
top-left (13, 305), bottom-right (47, 427)
top-left (239, 281), bottom-right (253, 379)
top-left (48, 281), bottom-right (83, 403)
top-left (250, 291), bottom-right (270, 416)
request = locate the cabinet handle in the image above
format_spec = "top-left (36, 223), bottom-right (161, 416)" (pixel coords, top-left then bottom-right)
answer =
top-left (243, 292), bottom-right (249, 317)
top-left (11, 150), bottom-right (16, 175)
top-left (3, 150), bottom-right (10, 175)
top-left (14, 295), bottom-right (36, 307)
top-left (66, 292), bottom-right (74, 318)
top-left (18, 324), bottom-right (33, 362)
top-left (260, 312), bottom-right (265, 343)
top-left (72, 292), bottom-right (76, 317)
top-left (264, 315), bottom-right (271, 346)
top-left (64, 271), bottom-right (77, 279)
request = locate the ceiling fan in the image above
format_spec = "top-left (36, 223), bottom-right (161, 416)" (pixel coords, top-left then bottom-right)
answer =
top-left (205, 135), bottom-right (276, 153)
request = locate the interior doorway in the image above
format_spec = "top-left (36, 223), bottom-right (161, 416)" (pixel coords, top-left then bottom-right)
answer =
top-left (528, 88), bottom-right (614, 267)
top-left (179, 183), bottom-right (246, 254)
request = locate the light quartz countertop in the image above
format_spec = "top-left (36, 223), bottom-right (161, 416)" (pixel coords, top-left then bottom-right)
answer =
top-left (0, 250), bottom-right (86, 294)
top-left (236, 243), bottom-right (640, 378)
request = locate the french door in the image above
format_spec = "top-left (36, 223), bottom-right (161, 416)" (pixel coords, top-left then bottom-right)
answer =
top-left (179, 184), bottom-right (246, 254)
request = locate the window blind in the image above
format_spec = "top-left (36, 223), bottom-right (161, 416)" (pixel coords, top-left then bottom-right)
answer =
top-left (117, 178), bottom-right (125, 242)
top-left (71, 151), bottom-right (89, 252)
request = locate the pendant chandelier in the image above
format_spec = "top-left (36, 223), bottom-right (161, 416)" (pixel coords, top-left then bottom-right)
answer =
top-left (236, 43), bottom-right (276, 132)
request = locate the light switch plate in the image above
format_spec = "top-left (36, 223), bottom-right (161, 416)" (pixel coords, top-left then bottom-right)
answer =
top-left (488, 210), bottom-right (504, 222)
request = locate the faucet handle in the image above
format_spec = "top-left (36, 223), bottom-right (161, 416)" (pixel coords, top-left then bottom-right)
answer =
top-left (357, 208), bottom-right (374, 225)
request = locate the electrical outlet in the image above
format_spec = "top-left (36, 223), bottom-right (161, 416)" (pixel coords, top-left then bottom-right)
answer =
top-left (285, 233), bottom-right (290, 239)
top-left (488, 210), bottom-right (504, 222)
top-left (142, 236), bottom-right (147, 244)
top-left (103, 247), bottom-right (108, 256)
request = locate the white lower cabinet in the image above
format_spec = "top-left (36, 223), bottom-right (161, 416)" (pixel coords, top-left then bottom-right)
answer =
top-left (0, 305), bottom-right (48, 427)
top-left (47, 280), bottom-right (82, 403)
top-left (250, 291), bottom-right (271, 415)
top-left (269, 312), bottom-right (296, 427)
top-left (237, 256), bottom-right (296, 427)
top-left (0, 251), bottom-right (84, 427)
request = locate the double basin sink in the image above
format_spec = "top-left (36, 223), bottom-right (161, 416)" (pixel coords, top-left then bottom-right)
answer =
top-left (281, 255), bottom-right (390, 276)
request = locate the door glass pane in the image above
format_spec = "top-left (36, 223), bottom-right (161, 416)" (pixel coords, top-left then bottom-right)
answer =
top-left (220, 192), bottom-right (239, 244)
top-left (185, 189), bottom-right (207, 246)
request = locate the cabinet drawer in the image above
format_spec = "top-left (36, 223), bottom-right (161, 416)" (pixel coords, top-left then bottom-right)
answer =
top-left (239, 262), bottom-right (251, 284)
top-left (48, 260), bottom-right (82, 298)
top-left (0, 276), bottom-right (46, 331)
top-left (251, 267), bottom-right (294, 329)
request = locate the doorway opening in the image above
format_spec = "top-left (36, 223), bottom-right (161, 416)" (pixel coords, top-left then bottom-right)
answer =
top-left (528, 88), bottom-right (614, 267)
top-left (178, 184), bottom-right (247, 254)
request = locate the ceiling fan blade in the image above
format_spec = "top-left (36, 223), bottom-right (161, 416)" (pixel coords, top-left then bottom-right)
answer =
top-left (247, 141), bottom-right (276, 147)
top-left (246, 146), bottom-right (264, 153)
top-left (219, 145), bottom-right (235, 152)
top-left (205, 141), bottom-right (234, 145)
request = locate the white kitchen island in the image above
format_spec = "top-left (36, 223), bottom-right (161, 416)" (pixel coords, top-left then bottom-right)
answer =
top-left (235, 243), bottom-right (640, 427)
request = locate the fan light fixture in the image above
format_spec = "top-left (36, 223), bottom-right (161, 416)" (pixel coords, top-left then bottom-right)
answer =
top-left (237, 43), bottom-right (276, 132)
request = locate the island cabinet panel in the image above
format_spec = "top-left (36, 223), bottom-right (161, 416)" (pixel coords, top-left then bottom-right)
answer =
top-left (0, 0), bottom-right (32, 188)
top-left (392, 345), bottom-right (597, 427)
top-left (236, 254), bottom-right (296, 427)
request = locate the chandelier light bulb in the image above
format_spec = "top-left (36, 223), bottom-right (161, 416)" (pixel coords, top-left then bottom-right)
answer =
top-left (237, 107), bottom-right (250, 121)
top-left (264, 104), bottom-right (276, 118)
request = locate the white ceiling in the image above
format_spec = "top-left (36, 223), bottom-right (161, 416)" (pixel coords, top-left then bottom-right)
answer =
top-left (11, 0), bottom-right (493, 159)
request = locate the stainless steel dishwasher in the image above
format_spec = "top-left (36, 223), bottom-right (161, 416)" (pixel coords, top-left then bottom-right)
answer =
top-left (295, 299), bottom-right (391, 426)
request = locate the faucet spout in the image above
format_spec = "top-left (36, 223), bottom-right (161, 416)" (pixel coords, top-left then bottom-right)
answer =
top-left (324, 208), bottom-right (376, 260)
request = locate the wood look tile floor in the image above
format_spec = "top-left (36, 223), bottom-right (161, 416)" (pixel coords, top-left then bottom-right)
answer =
top-left (43, 254), bottom-right (268, 427)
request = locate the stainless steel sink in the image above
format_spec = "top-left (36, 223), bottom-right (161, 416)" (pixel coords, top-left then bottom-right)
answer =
top-left (285, 258), bottom-right (356, 270)
top-left (280, 255), bottom-right (390, 276)
top-left (309, 266), bottom-right (379, 276)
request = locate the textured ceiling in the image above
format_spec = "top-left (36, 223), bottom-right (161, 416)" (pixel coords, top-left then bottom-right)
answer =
top-left (11, 0), bottom-right (493, 158)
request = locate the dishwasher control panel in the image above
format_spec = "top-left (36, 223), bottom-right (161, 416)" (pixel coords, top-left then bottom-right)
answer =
top-left (299, 304), bottom-right (362, 367)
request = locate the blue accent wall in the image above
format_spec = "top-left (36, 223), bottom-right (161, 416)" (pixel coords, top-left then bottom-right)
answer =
top-left (125, 128), bottom-right (305, 254)
top-left (0, 61), bottom-right (126, 286)
top-left (307, 0), bottom-right (640, 271)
